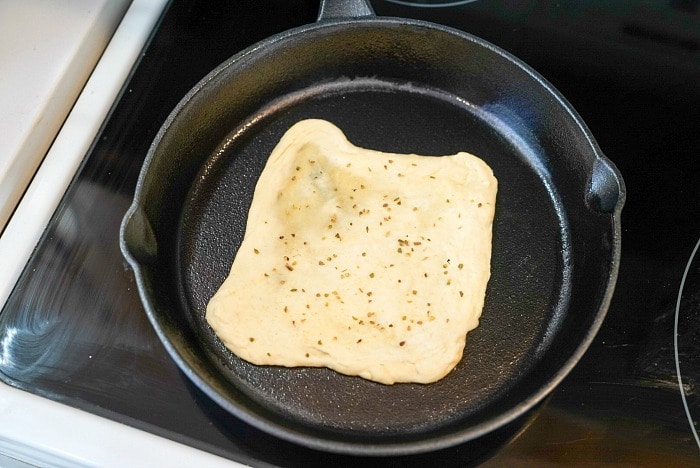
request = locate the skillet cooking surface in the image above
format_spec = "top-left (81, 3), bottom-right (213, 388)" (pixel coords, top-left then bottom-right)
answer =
top-left (177, 78), bottom-right (570, 437)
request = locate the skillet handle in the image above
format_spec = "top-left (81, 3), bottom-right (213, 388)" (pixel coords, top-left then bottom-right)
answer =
top-left (317, 0), bottom-right (375, 21)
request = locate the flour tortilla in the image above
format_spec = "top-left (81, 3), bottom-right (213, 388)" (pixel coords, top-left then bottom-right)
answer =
top-left (206, 119), bottom-right (497, 384)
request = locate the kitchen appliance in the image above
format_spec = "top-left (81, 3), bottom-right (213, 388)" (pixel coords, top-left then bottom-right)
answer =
top-left (1, 0), bottom-right (698, 465)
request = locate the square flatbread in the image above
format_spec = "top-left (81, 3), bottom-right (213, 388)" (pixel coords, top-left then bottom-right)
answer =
top-left (206, 119), bottom-right (497, 384)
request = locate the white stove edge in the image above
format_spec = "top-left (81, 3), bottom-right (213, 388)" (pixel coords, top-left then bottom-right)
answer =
top-left (0, 0), bottom-right (130, 231)
top-left (0, 1), bottom-right (243, 466)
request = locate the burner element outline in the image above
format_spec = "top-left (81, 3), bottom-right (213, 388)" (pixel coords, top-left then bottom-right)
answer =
top-left (674, 236), bottom-right (700, 451)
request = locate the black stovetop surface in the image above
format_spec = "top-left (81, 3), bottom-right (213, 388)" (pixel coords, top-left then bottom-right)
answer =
top-left (2, 1), bottom-right (699, 465)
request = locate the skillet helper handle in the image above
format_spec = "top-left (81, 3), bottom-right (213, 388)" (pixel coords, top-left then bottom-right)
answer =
top-left (317, 0), bottom-right (375, 21)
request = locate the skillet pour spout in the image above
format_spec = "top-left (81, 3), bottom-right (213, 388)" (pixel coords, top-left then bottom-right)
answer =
top-left (120, 0), bottom-right (624, 456)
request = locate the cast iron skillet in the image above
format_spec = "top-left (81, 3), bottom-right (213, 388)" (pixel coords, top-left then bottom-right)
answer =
top-left (120, 0), bottom-right (625, 456)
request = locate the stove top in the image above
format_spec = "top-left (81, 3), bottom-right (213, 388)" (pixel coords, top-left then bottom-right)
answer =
top-left (1, 0), bottom-right (699, 465)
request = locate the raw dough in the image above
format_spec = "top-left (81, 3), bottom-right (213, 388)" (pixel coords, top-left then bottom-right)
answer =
top-left (206, 119), bottom-right (497, 384)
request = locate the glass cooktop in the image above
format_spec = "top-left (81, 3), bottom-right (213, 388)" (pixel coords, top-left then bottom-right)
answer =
top-left (1, 0), bottom-right (698, 465)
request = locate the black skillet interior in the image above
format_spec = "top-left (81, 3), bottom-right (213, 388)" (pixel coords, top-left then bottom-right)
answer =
top-left (123, 18), bottom-right (622, 454)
